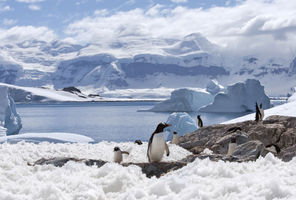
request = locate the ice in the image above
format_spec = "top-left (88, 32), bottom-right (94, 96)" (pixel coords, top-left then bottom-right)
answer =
top-left (0, 142), bottom-right (295, 199)
top-left (206, 79), bottom-right (225, 95)
top-left (149, 88), bottom-right (214, 112)
top-left (165, 112), bottom-right (198, 141)
top-left (0, 86), bottom-right (22, 135)
top-left (200, 79), bottom-right (271, 113)
top-left (0, 132), bottom-right (94, 143)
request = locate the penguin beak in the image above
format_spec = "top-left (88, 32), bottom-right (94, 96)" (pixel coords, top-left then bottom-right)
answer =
top-left (165, 123), bottom-right (172, 127)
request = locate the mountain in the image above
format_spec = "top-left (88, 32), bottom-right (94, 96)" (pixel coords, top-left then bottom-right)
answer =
top-left (0, 33), bottom-right (295, 96)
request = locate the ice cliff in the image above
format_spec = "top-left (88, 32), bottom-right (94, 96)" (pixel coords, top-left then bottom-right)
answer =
top-left (0, 86), bottom-right (22, 135)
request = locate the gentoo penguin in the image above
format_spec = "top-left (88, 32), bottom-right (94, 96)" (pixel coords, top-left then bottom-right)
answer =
top-left (171, 131), bottom-right (179, 145)
top-left (134, 140), bottom-right (143, 145)
top-left (197, 115), bottom-right (203, 128)
top-left (259, 103), bottom-right (264, 121)
top-left (147, 122), bottom-right (171, 163)
top-left (255, 102), bottom-right (262, 122)
top-left (113, 147), bottom-right (129, 163)
top-left (227, 138), bottom-right (237, 156)
top-left (265, 144), bottom-right (281, 154)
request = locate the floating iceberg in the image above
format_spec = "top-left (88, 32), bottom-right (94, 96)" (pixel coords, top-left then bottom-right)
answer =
top-left (200, 79), bottom-right (271, 113)
top-left (165, 112), bottom-right (198, 141)
top-left (206, 79), bottom-right (224, 95)
top-left (149, 88), bottom-right (214, 112)
top-left (0, 86), bottom-right (22, 135)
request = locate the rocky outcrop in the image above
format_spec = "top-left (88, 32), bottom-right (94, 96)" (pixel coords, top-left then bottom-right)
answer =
top-left (179, 115), bottom-right (296, 161)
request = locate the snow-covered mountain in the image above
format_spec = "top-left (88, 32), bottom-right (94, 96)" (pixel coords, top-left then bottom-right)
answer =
top-left (0, 33), bottom-right (295, 96)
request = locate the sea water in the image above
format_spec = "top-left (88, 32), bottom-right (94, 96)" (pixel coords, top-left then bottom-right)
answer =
top-left (16, 102), bottom-right (245, 143)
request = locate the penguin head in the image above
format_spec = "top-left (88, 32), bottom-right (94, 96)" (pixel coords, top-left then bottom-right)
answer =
top-left (230, 138), bottom-right (236, 143)
top-left (114, 147), bottom-right (120, 151)
top-left (173, 131), bottom-right (178, 135)
top-left (154, 122), bottom-right (172, 133)
top-left (197, 115), bottom-right (201, 119)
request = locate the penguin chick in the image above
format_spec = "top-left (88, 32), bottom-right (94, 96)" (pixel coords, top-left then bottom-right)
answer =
top-left (227, 138), bottom-right (237, 156)
top-left (197, 115), bottom-right (203, 128)
top-left (134, 140), bottom-right (143, 145)
top-left (171, 131), bottom-right (179, 145)
top-left (113, 147), bottom-right (129, 163)
top-left (147, 122), bottom-right (171, 163)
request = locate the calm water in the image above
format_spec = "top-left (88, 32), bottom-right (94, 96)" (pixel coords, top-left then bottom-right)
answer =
top-left (16, 102), bottom-right (245, 143)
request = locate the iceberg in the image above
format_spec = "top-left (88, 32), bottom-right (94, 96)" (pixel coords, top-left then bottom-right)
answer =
top-left (200, 79), bottom-right (271, 113)
top-left (165, 112), bottom-right (198, 141)
top-left (0, 86), bottom-right (22, 135)
top-left (206, 79), bottom-right (224, 95)
top-left (149, 88), bottom-right (214, 112)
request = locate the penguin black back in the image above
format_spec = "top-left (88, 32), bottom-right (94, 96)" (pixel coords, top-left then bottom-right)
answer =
top-left (134, 140), bottom-right (143, 145)
top-left (197, 115), bottom-right (203, 127)
top-left (255, 102), bottom-right (261, 122)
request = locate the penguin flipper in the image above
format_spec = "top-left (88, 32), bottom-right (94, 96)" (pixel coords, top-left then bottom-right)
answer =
top-left (121, 151), bottom-right (129, 155)
top-left (147, 134), bottom-right (154, 162)
top-left (165, 142), bottom-right (170, 156)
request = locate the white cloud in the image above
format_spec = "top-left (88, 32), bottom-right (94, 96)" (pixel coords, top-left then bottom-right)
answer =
top-left (171, 0), bottom-right (187, 3)
top-left (0, 26), bottom-right (56, 43)
top-left (0, 5), bottom-right (12, 11)
top-left (94, 9), bottom-right (109, 16)
top-left (15, 0), bottom-right (43, 3)
top-left (64, 0), bottom-right (296, 58)
top-left (28, 4), bottom-right (40, 10)
top-left (2, 18), bottom-right (17, 26)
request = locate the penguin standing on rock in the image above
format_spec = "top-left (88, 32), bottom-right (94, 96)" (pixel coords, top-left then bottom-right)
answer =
top-left (113, 147), bottom-right (129, 163)
top-left (255, 102), bottom-right (262, 122)
top-left (197, 115), bottom-right (203, 128)
top-left (227, 138), bottom-right (237, 156)
top-left (171, 131), bottom-right (179, 145)
top-left (147, 122), bottom-right (171, 163)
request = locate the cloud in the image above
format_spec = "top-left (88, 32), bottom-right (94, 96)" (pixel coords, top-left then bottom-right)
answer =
top-left (0, 26), bottom-right (56, 43)
top-left (171, 0), bottom-right (187, 3)
top-left (28, 4), bottom-right (40, 10)
top-left (2, 18), bottom-right (17, 26)
top-left (64, 0), bottom-right (296, 57)
top-left (0, 5), bottom-right (12, 11)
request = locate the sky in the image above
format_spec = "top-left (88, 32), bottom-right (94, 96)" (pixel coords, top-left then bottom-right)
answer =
top-left (0, 0), bottom-right (296, 58)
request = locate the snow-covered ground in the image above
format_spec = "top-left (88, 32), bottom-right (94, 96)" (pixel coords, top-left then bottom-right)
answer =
top-left (0, 141), bottom-right (295, 199)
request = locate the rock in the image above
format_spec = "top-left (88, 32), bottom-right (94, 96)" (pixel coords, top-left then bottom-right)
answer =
top-left (179, 115), bottom-right (296, 161)
top-left (232, 140), bottom-right (264, 159)
top-left (278, 145), bottom-right (296, 162)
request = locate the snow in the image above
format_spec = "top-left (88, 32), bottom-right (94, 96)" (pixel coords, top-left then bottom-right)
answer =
top-left (206, 79), bottom-right (225, 95)
top-left (0, 142), bottom-right (295, 199)
top-left (149, 88), bottom-right (214, 112)
top-left (0, 86), bottom-right (22, 135)
top-left (0, 132), bottom-right (94, 143)
top-left (165, 112), bottom-right (198, 141)
top-left (223, 99), bottom-right (296, 124)
top-left (200, 79), bottom-right (271, 113)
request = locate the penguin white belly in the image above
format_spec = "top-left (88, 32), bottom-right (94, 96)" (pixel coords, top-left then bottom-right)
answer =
top-left (171, 135), bottom-right (179, 145)
top-left (114, 151), bottom-right (123, 163)
top-left (149, 133), bottom-right (165, 162)
top-left (227, 143), bottom-right (237, 156)
top-left (260, 108), bottom-right (264, 120)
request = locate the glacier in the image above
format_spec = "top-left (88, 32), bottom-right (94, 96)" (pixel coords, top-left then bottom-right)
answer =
top-left (206, 79), bottom-right (225, 95)
top-left (0, 86), bottom-right (22, 135)
top-left (165, 112), bottom-right (198, 141)
top-left (149, 88), bottom-right (214, 112)
top-left (200, 79), bottom-right (271, 113)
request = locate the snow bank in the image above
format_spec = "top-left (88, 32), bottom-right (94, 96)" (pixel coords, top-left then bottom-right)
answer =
top-left (165, 112), bottom-right (198, 140)
top-left (0, 132), bottom-right (94, 143)
top-left (206, 79), bottom-right (224, 95)
top-left (150, 88), bottom-right (214, 112)
top-left (223, 99), bottom-right (296, 124)
top-left (0, 142), bottom-right (295, 199)
top-left (0, 86), bottom-right (22, 135)
top-left (200, 79), bottom-right (271, 113)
